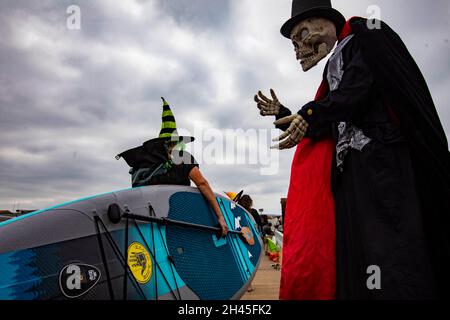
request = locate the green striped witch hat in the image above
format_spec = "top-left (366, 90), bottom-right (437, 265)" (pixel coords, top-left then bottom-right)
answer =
top-left (155, 97), bottom-right (194, 143)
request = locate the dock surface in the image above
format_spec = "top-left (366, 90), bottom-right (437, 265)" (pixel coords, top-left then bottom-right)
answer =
top-left (241, 253), bottom-right (281, 300)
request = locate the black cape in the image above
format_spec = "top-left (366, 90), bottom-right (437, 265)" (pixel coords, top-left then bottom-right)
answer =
top-left (117, 139), bottom-right (198, 187)
top-left (351, 18), bottom-right (450, 298)
top-left (117, 139), bottom-right (168, 171)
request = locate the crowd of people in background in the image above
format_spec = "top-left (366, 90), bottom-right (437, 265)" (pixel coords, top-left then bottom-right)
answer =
top-left (236, 194), bottom-right (283, 238)
top-left (235, 193), bottom-right (283, 292)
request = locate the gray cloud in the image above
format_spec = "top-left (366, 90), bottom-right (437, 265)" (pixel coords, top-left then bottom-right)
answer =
top-left (157, 0), bottom-right (232, 30)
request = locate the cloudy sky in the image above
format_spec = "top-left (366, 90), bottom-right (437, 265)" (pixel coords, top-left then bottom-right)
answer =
top-left (1, 0), bottom-right (449, 213)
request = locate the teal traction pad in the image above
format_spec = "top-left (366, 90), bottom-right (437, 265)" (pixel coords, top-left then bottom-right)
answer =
top-left (165, 192), bottom-right (261, 300)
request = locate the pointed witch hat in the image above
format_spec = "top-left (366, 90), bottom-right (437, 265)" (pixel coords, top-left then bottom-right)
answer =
top-left (146, 97), bottom-right (195, 144)
top-left (116, 97), bottom-right (194, 166)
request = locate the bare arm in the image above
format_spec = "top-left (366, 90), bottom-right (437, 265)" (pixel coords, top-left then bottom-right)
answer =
top-left (189, 166), bottom-right (229, 236)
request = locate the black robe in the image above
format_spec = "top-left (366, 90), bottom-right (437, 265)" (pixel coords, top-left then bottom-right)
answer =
top-left (278, 18), bottom-right (450, 299)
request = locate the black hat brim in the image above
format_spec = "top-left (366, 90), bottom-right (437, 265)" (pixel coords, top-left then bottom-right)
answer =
top-left (144, 136), bottom-right (195, 144)
top-left (280, 7), bottom-right (346, 39)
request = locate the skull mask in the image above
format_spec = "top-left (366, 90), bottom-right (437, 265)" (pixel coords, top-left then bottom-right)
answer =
top-left (291, 17), bottom-right (338, 72)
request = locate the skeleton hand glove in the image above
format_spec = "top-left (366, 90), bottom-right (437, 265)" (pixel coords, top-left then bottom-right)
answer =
top-left (271, 114), bottom-right (309, 150)
top-left (254, 89), bottom-right (282, 116)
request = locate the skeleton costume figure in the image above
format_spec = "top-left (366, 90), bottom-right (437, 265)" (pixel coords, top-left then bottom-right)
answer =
top-left (256, 0), bottom-right (450, 299)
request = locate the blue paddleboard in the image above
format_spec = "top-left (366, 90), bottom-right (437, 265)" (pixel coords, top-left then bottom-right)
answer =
top-left (0, 185), bottom-right (262, 300)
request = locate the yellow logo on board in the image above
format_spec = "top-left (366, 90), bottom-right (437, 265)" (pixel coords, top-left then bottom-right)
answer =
top-left (127, 242), bottom-right (152, 284)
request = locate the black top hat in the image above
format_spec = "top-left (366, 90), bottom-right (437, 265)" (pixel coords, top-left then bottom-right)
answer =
top-left (280, 0), bottom-right (346, 39)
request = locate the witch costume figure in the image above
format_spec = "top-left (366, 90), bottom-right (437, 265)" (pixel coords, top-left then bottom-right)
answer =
top-left (116, 98), bottom-right (229, 236)
top-left (255, 0), bottom-right (450, 299)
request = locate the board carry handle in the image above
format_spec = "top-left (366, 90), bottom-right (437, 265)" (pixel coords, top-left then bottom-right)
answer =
top-left (107, 203), bottom-right (254, 245)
